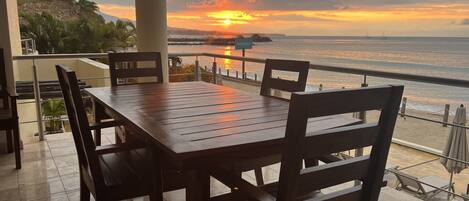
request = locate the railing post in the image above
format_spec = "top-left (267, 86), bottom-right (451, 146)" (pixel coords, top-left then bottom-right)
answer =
top-left (32, 59), bottom-right (45, 141)
top-left (443, 104), bottom-right (450, 127)
top-left (400, 97), bottom-right (407, 118)
top-left (236, 71), bottom-right (239, 78)
top-left (242, 49), bottom-right (246, 79)
top-left (243, 72), bottom-right (247, 80)
top-left (194, 56), bottom-right (200, 81)
top-left (212, 58), bottom-right (217, 84)
top-left (218, 68), bottom-right (221, 75)
top-left (254, 74), bottom-right (257, 81)
top-left (226, 69), bottom-right (230, 77)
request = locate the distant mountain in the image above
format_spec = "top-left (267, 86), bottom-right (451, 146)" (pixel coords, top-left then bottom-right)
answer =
top-left (98, 11), bottom-right (130, 23)
top-left (98, 12), bottom-right (285, 37)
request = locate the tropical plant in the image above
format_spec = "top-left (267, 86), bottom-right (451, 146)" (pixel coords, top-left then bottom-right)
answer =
top-left (169, 56), bottom-right (182, 67)
top-left (42, 99), bottom-right (66, 133)
top-left (20, 15), bottom-right (137, 53)
top-left (75, 0), bottom-right (98, 16)
top-left (20, 13), bottom-right (66, 53)
top-left (114, 20), bottom-right (137, 49)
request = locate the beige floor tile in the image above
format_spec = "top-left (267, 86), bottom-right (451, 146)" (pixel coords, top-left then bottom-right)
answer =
top-left (60, 173), bottom-right (79, 193)
top-left (66, 190), bottom-right (95, 201)
top-left (49, 147), bottom-right (76, 158)
top-left (0, 187), bottom-right (20, 201)
top-left (17, 160), bottom-right (59, 185)
top-left (163, 189), bottom-right (185, 201)
top-left (25, 192), bottom-right (69, 201)
top-left (57, 165), bottom-right (78, 177)
top-left (52, 155), bottom-right (78, 168)
top-left (47, 140), bottom-right (74, 149)
top-left (22, 142), bottom-right (49, 154)
top-left (21, 151), bottom-right (52, 164)
top-left (0, 173), bottom-right (18, 191)
top-left (18, 178), bottom-right (65, 201)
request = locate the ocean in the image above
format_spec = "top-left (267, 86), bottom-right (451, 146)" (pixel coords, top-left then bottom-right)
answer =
top-left (169, 36), bottom-right (469, 115)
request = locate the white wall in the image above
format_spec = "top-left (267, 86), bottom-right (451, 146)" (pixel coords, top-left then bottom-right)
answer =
top-left (15, 58), bottom-right (110, 87)
top-left (16, 59), bottom-right (78, 81)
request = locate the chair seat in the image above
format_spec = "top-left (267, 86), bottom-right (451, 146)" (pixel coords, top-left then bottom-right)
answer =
top-left (98, 148), bottom-right (185, 198)
top-left (418, 176), bottom-right (450, 193)
top-left (98, 148), bottom-right (152, 196)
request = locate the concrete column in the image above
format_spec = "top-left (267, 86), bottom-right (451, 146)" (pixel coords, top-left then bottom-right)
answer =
top-left (0, 0), bottom-right (21, 91)
top-left (0, 0), bottom-right (21, 153)
top-left (135, 0), bottom-right (169, 83)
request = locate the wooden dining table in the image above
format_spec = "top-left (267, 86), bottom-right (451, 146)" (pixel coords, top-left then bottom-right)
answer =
top-left (84, 81), bottom-right (361, 201)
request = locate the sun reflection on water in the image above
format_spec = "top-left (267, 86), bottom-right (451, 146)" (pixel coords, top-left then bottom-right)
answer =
top-left (224, 46), bottom-right (232, 69)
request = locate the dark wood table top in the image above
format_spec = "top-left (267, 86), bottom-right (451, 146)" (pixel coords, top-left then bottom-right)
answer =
top-left (85, 82), bottom-right (360, 161)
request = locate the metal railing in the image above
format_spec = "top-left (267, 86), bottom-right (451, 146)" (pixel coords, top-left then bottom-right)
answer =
top-left (13, 52), bottom-right (469, 138)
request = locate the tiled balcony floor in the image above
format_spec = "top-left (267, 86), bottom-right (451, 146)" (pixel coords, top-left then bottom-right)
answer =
top-left (0, 128), bottom-right (464, 201)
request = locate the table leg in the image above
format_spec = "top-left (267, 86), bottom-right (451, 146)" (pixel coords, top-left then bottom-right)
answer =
top-left (93, 100), bottom-right (103, 146)
top-left (13, 122), bottom-right (21, 169)
top-left (186, 169), bottom-right (210, 201)
top-left (148, 144), bottom-right (164, 201)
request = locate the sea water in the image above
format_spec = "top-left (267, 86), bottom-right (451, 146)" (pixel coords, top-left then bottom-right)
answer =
top-left (169, 36), bottom-right (469, 115)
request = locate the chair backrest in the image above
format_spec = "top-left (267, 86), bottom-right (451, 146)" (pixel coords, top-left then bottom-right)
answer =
top-left (109, 52), bottom-right (163, 86)
top-left (0, 48), bottom-right (7, 91)
top-left (394, 171), bottom-right (422, 192)
top-left (56, 65), bottom-right (104, 190)
top-left (260, 59), bottom-right (309, 98)
top-left (277, 85), bottom-right (404, 201)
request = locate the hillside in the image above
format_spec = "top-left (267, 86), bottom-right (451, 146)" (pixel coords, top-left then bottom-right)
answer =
top-left (18, 0), bottom-right (81, 21)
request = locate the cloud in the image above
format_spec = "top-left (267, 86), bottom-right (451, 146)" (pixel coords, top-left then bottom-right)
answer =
top-left (93, 0), bottom-right (469, 12)
top-left (263, 14), bottom-right (333, 22)
top-left (461, 19), bottom-right (469, 25)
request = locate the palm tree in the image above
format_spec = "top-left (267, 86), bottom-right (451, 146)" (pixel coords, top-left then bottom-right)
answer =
top-left (20, 13), bottom-right (66, 53)
top-left (115, 20), bottom-right (136, 49)
top-left (76, 0), bottom-right (98, 15)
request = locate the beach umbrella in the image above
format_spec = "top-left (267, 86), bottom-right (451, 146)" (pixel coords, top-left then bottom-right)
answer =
top-left (440, 105), bottom-right (469, 200)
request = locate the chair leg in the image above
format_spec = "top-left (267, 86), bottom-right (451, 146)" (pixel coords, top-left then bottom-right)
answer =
top-left (6, 130), bottom-right (13, 153)
top-left (149, 146), bottom-right (164, 201)
top-left (254, 168), bottom-right (264, 186)
top-left (13, 126), bottom-right (21, 169)
top-left (80, 178), bottom-right (90, 201)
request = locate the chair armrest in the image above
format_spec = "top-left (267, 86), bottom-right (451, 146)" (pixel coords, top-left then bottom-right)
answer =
top-left (89, 120), bottom-right (121, 130)
top-left (210, 166), bottom-right (276, 201)
top-left (95, 143), bottom-right (145, 155)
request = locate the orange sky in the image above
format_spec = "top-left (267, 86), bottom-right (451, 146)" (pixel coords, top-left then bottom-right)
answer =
top-left (96, 1), bottom-right (469, 37)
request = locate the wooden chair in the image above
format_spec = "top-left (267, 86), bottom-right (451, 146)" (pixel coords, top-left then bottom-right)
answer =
top-left (235, 59), bottom-right (310, 186)
top-left (260, 59), bottom-right (310, 99)
top-left (0, 48), bottom-right (21, 169)
top-left (211, 85), bottom-right (404, 201)
top-left (56, 65), bottom-right (163, 201)
top-left (107, 52), bottom-right (164, 144)
top-left (108, 52), bottom-right (163, 86)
